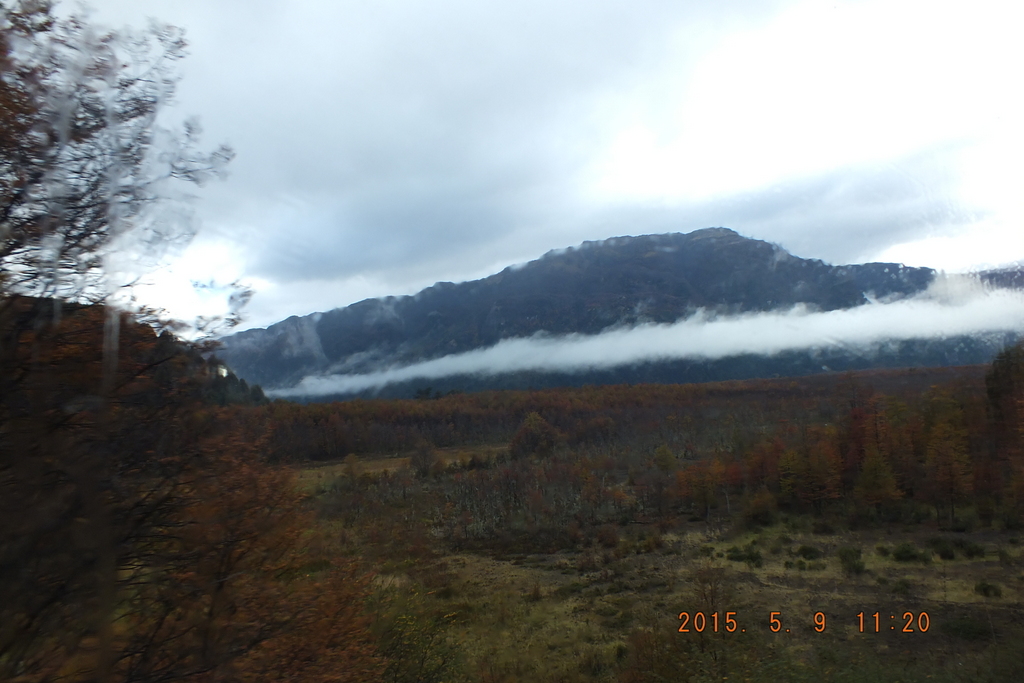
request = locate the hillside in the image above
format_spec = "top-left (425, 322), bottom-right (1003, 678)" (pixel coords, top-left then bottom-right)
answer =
top-left (219, 228), bottom-right (951, 392)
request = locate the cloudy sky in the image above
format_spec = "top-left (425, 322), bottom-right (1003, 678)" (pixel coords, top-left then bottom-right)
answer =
top-left (80, 0), bottom-right (1024, 332)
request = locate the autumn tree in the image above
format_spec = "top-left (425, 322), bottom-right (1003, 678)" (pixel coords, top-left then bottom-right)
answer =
top-left (854, 446), bottom-right (902, 512)
top-left (986, 342), bottom-right (1024, 445)
top-left (924, 419), bottom-right (972, 526)
top-left (986, 343), bottom-right (1024, 521)
top-left (409, 439), bottom-right (437, 478)
top-left (0, 1), bottom-right (232, 301)
top-left (800, 428), bottom-right (843, 512)
top-left (618, 627), bottom-right (697, 683)
top-left (880, 398), bottom-right (921, 497)
top-left (654, 444), bottom-right (676, 473)
top-left (779, 430), bottom-right (843, 515)
top-left (509, 411), bottom-right (560, 459)
top-left (743, 436), bottom-right (783, 493)
top-left (0, 304), bottom-right (384, 682)
top-left (0, 5), bottom-right (383, 681)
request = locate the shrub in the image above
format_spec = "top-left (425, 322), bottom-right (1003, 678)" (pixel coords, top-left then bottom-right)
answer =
top-left (891, 579), bottom-right (913, 596)
top-left (796, 545), bottom-right (823, 560)
top-left (949, 513), bottom-right (977, 533)
top-left (892, 543), bottom-right (929, 563)
top-left (927, 537), bottom-right (956, 560)
top-left (838, 546), bottom-right (866, 576)
top-left (577, 553), bottom-right (599, 574)
top-left (642, 532), bottom-right (664, 553)
top-left (811, 520), bottom-right (835, 535)
top-left (555, 581), bottom-right (586, 597)
top-left (876, 545), bottom-right (890, 557)
top-left (910, 506), bottom-right (931, 524)
top-left (596, 524), bottom-right (620, 549)
top-left (954, 539), bottom-right (985, 558)
top-left (725, 545), bottom-right (763, 568)
top-left (974, 581), bottom-right (1002, 598)
top-left (409, 440), bottom-right (437, 478)
top-left (743, 489), bottom-right (778, 528)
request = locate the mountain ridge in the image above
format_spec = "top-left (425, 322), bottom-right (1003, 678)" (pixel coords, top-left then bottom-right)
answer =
top-left (219, 228), bottom-right (946, 390)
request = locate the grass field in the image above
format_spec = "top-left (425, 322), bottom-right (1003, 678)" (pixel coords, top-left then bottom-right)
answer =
top-left (301, 449), bottom-right (1024, 683)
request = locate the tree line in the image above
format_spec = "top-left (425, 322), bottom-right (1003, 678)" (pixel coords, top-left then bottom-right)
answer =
top-left (312, 344), bottom-right (1022, 555)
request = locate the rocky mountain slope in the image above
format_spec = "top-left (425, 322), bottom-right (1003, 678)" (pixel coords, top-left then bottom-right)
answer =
top-left (219, 228), bottom-right (951, 392)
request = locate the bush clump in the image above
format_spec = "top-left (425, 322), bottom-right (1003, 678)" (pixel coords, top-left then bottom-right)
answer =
top-left (891, 543), bottom-right (930, 563)
top-left (974, 581), bottom-right (1002, 598)
top-left (927, 537), bottom-right (956, 560)
top-left (838, 546), bottom-right (866, 575)
top-left (742, 489), bottom-right (777, 528)
top-left (555, 581), bottom-right (586, 597)
top-left (811, 520), bottom-right (835, 535)
top-left (796, 545), bottom-right (823, 560)
top-left (954, 539), bottom-right (985, 559)
top-left (725, 544), bottom-right (763, 568)
top-left (596, 524), bottom-right (620, 549)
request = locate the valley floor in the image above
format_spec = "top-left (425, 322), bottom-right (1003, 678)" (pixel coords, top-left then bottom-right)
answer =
top-left (305, 449), bottom-right (1024, 683)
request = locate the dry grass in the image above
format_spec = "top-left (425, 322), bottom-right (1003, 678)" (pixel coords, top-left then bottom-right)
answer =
top-left (299, 447), bottom-right (1024, 681)
top-left (293, 444), bottom-right (508, 491)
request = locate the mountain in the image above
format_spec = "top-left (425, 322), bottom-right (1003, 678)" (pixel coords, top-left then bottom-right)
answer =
top-left (216, 228), bottom-right (1018, 398)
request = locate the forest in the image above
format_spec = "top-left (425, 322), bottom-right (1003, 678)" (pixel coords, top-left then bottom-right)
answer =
top-left (252, 341), bottom-right (1024, 683)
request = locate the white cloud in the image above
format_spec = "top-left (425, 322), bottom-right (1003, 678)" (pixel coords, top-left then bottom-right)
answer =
top-left (76, 0), bottom-right (1024, 327)
top-left (587, 0), bottom-right (1024, 204)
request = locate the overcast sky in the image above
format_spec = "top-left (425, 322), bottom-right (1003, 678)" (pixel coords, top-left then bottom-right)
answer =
top-left (80, 0), bottom-right (1024, 331)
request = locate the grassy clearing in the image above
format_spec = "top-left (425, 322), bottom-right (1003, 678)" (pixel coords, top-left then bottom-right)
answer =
top-left (301, 451), bottom-right (1024, 682)
top-left (293, 445), bottom-right (508, 491)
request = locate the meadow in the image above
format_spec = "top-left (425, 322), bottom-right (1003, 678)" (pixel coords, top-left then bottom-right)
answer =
top-left (286, 355), bottom-right (1024, 682)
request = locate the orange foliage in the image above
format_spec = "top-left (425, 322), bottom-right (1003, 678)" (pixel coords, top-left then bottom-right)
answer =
top-left (0, 299), bottom-right (382, 682)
